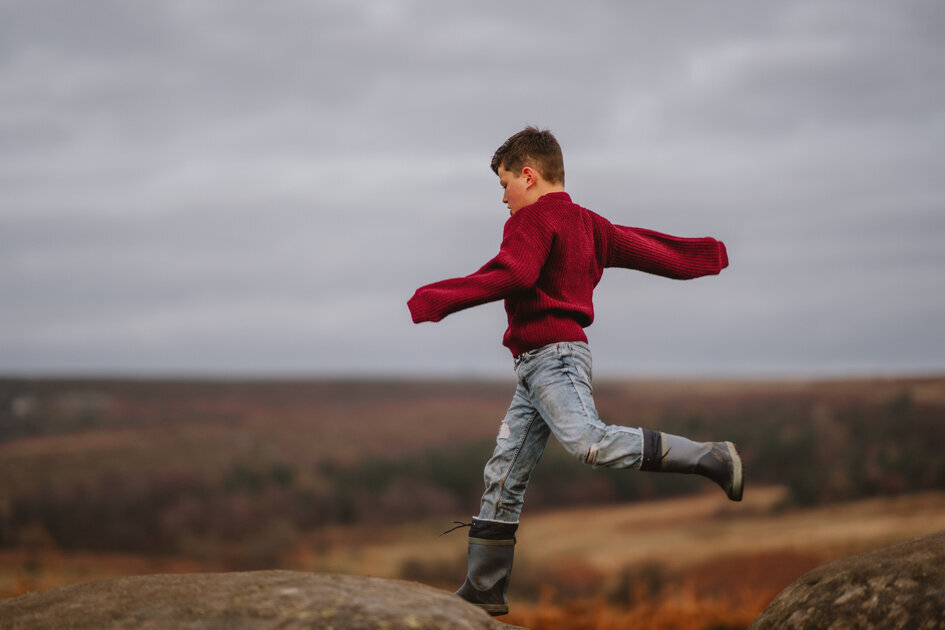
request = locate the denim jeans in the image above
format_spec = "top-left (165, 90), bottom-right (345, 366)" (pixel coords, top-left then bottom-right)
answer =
top-left (477, 341), bottom-right (644, 523)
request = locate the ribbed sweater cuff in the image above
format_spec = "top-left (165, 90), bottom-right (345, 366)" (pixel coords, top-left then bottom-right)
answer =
top-left (407, 294), bottom-right (434, 323)
top-left (718, 241), bottom-right (729, 269)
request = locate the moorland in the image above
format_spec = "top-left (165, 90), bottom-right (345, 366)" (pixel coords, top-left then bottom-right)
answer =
top-left (2, 375), bottom-right (944, 629)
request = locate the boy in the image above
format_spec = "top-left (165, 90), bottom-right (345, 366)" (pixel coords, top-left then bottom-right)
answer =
top-left (407, 127), bottom-right (742, 616)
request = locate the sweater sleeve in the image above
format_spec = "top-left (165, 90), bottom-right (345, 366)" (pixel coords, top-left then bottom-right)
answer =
top-left (408, 210), bottom-right (553, 323)
top-left (605, 222), bottom-right (729, 279)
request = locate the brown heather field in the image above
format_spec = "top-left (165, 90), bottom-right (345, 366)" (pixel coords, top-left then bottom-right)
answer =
top-left (303, 487), bottom-right (945, 629)
top-left (2, 376), bottom-right (945, 629)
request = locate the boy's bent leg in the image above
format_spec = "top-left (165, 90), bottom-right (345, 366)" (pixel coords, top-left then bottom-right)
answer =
top-left (521, 344), bottom-right (743, 501)
top-left (524, 343), bottom-right (644, 469)
top-left (640, 429), bottom-right (744, 501)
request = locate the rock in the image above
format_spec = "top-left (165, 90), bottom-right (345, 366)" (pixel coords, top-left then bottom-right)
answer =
top-left (750, 530), bottom-right (945, 629)
top-left (0, 570), bottom-right (517, 630)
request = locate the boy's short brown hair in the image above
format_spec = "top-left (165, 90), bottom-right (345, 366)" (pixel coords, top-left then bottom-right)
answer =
top-left (491, 126), bottom-right (565, 185)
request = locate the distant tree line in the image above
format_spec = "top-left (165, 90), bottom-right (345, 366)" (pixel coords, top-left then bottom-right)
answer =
top-left (1, 379), bottom-right (943, 564)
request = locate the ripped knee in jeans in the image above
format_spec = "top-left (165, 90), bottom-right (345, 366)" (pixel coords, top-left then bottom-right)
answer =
top-left (584, 442), bottom-right (600, 467)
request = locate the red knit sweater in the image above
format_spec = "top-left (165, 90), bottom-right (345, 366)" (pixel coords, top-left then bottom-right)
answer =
top-left (408, 192), bottom-right (728, 357)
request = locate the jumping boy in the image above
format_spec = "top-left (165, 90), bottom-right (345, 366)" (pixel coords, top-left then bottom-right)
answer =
top-left (407, 127), bottom-right (743, 616)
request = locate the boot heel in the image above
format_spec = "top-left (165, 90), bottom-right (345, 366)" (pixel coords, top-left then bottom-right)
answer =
top-left (725, 441), bottom-right (743, 501)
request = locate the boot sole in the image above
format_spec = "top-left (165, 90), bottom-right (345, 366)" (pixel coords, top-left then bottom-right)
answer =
top-left (478, 603), bottom-right (509, 616)
top-left (725, 441), bottom-right (743, 501)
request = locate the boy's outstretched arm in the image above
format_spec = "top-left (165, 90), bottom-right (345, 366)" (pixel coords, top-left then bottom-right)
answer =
top-left (407, 255), bottom-right (527, 323)
top-left (604, 221), bottom-right (729, 279)
top-left (408, 214), bottom-right (552, 323)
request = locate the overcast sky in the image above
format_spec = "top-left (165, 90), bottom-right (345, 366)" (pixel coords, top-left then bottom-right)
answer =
top-left (2, 1), bottom-right (943, 379)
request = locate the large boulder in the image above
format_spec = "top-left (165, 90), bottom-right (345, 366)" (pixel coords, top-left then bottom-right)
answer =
top-left (0, 570), bottom-right (516, 630)
top-left (750, 530), bottom-right (945, 629)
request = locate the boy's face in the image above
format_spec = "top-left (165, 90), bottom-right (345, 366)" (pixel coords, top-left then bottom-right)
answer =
top-left (497, 165), bottom-right (533, 216)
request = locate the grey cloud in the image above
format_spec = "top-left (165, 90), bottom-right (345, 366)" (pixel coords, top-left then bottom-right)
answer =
top-left (1, 1), bottom-right (943, 376)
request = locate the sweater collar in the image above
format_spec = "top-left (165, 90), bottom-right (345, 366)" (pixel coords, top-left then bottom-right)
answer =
top-left (539, 191), bottom-right (571, 203)
top-left (510, 192), bottom-right (572, 220)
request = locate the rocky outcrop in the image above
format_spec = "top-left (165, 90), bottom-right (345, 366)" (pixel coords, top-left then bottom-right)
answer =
top-left (0, 570), bottom-right (520, 630)
top-left (750, 530), bottom-right (945, 629)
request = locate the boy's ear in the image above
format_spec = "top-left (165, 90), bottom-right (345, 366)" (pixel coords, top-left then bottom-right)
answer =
top-left (521, 166), bottom-right (539, 188)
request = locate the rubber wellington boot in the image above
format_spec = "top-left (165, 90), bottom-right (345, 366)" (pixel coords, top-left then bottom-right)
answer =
top-left (455, 518), bottom-right (517, 616)
top-left (640, 429), bottom-right (744, 501)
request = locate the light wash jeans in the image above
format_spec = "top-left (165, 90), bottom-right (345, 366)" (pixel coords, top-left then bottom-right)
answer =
top-left (478, 341), bottom-right (644, 523)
